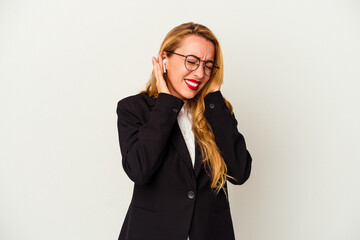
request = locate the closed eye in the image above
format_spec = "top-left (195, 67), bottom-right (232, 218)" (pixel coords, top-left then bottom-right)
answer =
top-left (187, 60), bottom-right (198, 65)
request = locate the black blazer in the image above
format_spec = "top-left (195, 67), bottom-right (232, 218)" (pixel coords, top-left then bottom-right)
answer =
top-left (116, 91), bottom-right (252, 240)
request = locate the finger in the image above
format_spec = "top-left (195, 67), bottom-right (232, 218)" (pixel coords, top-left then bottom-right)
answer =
top-left (152, 57), bottom-right (157, 76)
top-left (152, 57), bottom-right (160, 82)
top-left (153, 57), bottom-right (164, 89)
top-left (158, 54), bottom-right (164, 73)
top-left (154, 60), bottom-right (162, 81)
top-left (156, 59), bottom-right (164, 80)
top-left (153, 57), bottom-right (160, 74)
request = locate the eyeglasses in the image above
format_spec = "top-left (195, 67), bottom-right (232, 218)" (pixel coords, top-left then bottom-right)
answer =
top-left (166, 51), bottom-right (219, 77)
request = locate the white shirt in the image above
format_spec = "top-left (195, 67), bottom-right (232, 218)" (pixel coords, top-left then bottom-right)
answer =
top-left (177, 104), bottom-right (195, 168)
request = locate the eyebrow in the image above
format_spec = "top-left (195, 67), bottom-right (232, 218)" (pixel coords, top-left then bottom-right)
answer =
top-left (188, 54), bottom-right (215, 63)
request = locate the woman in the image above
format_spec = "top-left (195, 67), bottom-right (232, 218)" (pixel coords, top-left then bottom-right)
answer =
top-left (116, 22), bottom-right (252, 240)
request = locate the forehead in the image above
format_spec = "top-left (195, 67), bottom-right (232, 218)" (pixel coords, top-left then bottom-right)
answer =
top-left (176, 35), bottom-right (215, 60)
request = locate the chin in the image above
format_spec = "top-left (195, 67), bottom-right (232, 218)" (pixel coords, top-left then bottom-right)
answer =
top-left (183, 92), bottom-right (198, 100)
top-left (182, 91), bottom-right (199, 100)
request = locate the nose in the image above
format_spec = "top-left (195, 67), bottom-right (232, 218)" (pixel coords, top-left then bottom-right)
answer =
top-left (193, 63), bottom-right (205, 78)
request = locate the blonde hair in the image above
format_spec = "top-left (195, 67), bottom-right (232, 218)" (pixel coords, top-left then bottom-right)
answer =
top-left (142, 22), bottom-right (236, 195)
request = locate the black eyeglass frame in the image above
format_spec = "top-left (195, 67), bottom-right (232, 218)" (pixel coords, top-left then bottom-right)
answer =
top-left (165, 50), bottom-right (220, 77)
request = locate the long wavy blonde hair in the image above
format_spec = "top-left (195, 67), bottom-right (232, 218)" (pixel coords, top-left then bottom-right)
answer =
top-left (142, 22), bottom-right (236, 195)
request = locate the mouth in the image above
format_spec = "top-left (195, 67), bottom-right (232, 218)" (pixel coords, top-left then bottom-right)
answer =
top-left (184, 79), bottom-right (201, 90)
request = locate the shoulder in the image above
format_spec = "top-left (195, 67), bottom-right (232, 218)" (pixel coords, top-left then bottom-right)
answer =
top-left (117, 92), bottom-right (155, 109)
top-left (116, 93), bottom-right (157, 121)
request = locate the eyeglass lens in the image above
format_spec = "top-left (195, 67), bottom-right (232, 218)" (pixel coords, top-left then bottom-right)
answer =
top-left (185, 56), bottom-right (215, 77)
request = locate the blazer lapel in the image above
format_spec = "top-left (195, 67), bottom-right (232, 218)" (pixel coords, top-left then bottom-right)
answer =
top-left (170, 123), bottom-right (204, 179)
top-left (170, 123), bottom-right (193, 172)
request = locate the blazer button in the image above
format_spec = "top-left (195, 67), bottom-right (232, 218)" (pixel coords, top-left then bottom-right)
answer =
top-left (187, 191), bottom-right (195, 199)
top-left (172, 108), bottom-right (179, 113)
top-left (209, 103), bottom-right (215, 109)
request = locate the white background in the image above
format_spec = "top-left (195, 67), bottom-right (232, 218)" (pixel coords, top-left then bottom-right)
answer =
top-left (1, 0), bottom-right (359, 239)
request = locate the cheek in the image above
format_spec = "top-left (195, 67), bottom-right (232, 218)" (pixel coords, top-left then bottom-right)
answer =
top-left (168, 66), bottom-right (189, 81)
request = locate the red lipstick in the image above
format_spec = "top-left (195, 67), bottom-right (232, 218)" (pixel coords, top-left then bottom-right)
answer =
top-left (184, 79), bottom-right (201, 90)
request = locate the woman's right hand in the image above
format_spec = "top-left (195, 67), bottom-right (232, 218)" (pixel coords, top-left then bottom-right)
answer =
top-left (152, 54), bottom-right (170, 95)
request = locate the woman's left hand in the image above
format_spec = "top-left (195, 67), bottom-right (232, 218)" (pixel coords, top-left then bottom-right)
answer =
top-left (213, 84), bottom-right (221, 92)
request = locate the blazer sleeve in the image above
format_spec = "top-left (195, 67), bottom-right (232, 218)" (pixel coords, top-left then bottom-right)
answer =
top-left (204, 91), bottom-right (252, 185)
top-left (116, 93), bottom-right (184, 185)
